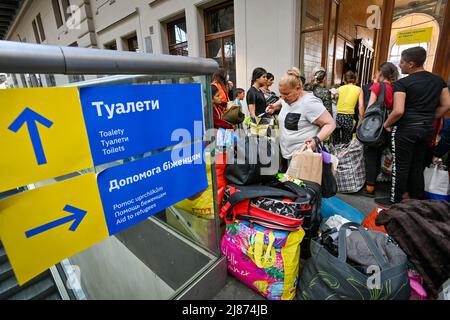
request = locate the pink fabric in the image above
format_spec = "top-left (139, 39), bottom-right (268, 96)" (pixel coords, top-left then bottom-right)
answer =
top-left (409, 271), bottom-right (428, 300)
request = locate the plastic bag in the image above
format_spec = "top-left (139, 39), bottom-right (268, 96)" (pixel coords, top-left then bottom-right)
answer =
top-left (424, 165), bottom-right (450, 201)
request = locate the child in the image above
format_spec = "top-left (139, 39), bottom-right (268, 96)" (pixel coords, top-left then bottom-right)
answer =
top-left (234, 88), bottom-right (245, 111)
top-left (212, 85), bottom-right (234, 130)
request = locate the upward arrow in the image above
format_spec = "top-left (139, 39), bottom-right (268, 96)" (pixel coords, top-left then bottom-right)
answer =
top-left (8, 107), bottom-right (53, 165)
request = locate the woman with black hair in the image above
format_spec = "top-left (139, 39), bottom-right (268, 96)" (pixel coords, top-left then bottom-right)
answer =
top-left (375, 47), bottom-right (450, 207)
top-left (246, 67), bottom-right (268, 122)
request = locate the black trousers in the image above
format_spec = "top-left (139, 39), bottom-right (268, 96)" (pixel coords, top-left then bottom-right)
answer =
top-left (391, 123), bottom-right (434, 203)
top-left (365, 145), bottom-right (384, 187)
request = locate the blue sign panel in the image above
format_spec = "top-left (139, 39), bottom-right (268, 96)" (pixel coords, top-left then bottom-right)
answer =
top-left (97, 141), bottom-right (207, 235)
top-left (80, 84), bottom-right (204, 166)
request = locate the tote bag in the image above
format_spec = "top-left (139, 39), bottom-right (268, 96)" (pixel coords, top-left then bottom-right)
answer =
top-left (424, 165), bottom-right (450, 201)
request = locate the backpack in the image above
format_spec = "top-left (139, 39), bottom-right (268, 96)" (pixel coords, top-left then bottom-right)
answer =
top-left (356, 82), bottom-right (387, 148)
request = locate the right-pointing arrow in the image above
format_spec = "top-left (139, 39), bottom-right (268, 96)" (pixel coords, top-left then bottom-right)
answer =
top-left (25, 205), bottom-right (87, 239)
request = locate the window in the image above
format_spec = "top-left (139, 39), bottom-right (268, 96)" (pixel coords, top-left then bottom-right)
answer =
top-left (52, 0), bottom-right (64, 28)
top-left (32, 20), bottom-right (41, 44)
top-left (104, 41), bottom-right (118, 50)
top-left (52, 0), bottom-right (74, 29)
top-left (205, 2), bottom-right (236, 85)
top-left (32, 14), bottom-right (46, 43)
top-left (125, 34), bottom-right (139, 52)
top-left (61, 0), bottom-right (71, 21)
top-left (36, 14), bottom-right (46, 42)
top-left (167, 17), bottom-right (188, 56)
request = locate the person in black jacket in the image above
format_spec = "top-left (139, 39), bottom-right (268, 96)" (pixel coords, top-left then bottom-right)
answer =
top-left (375, 47), bottom-right (450, 207)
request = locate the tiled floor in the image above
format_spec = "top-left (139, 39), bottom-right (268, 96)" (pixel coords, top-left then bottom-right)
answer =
top-left (213, 184), bottom-right (391, 300)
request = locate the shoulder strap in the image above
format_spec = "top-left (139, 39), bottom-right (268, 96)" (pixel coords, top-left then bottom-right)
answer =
top-left (377, 82), bottom-right (386, 105)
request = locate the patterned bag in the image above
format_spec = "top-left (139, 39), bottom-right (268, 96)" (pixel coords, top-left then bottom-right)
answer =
top-left (221, 220), bottom-right (305, 300)
top-left (333, 139), bottom-right (366, 193)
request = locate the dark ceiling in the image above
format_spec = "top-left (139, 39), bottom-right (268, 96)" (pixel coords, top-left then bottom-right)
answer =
top-left (0, 0), bottom-right (24, 40)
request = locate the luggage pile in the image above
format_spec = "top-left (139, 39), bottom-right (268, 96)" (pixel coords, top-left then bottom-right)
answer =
top-left (217, 120), bottom-right (448, 301)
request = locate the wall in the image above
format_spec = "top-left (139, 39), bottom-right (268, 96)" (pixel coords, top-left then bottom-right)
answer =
top-left (234, 0), bottom-right (301, 100)
top-left (6, 0), bottom-right (304, 93)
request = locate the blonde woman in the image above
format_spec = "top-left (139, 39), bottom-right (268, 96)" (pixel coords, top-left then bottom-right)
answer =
top-left (266, 67), bottom-right (336, 170)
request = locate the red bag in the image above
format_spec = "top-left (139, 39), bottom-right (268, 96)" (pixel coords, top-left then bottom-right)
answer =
top-left (215, 152), bottom-right (228, 209)
top-left (362, 206), bottom-right (387, 234)
top-left (220, 183), bottom-right (310, 231)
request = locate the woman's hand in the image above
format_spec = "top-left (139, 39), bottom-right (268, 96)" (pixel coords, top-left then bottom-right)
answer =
top-left (265, 104), bottom-right (276, 115)
top-left (384, 122), bottom-right (392, 133)
top-left (432, 156), bottom-right (442, 165)
top-left (305, 139), bottom-right (317, 151)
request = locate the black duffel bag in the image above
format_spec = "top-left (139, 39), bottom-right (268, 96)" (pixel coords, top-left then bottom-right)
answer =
top-left (356, 82), bottom-right (388, 148)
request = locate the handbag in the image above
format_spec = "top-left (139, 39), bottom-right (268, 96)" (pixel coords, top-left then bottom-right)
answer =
top-left (298, 222), bottom-right (410, 300)
top-left (356, 82), bottom-right (388, 148)
top-left (221, 220), bottom-right (305, 300)
top-left (318, 145), bottom-right (337, 198)
top-left (223, 103), bottom-right (245, 125)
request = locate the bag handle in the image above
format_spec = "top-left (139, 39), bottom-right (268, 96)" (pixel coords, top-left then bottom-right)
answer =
top-left (337, 222), bottom-right (389, 270)
top-left (253, 231), bottom-right (276, 269)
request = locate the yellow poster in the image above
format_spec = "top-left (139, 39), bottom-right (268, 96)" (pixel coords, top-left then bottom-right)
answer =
top-left (0, 87), bottom-right (93, 193)
top-left (396, 27), bottom-right (433, 45)
top-left (0, 173), bottom-right (108, 285)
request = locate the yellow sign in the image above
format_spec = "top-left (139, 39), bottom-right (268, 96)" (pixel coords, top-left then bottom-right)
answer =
top-left (396, 27), bottom-right (433, 45)
top-left (0, 88), bottom-right (93, 193)
top-left (0, 173), bottom-right (108, 285)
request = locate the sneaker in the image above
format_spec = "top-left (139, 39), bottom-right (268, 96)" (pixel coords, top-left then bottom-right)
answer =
top-left (375, 197), bottom-right (394, 208)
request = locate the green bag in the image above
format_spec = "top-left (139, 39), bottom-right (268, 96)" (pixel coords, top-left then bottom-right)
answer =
top-left (297, 222), bottom-right (410, 300)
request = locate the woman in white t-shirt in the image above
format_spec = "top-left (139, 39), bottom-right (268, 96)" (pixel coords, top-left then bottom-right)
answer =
top-left (266, 67), bottom-right (336, 170)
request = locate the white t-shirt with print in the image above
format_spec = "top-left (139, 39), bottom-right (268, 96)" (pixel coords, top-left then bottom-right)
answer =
top-left (278, 92), bottom-right (326, 159)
